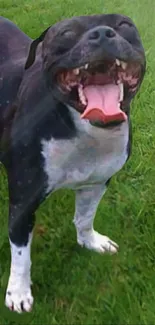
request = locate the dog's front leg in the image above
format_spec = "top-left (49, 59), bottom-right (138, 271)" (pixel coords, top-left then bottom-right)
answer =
top-left (74, 184), bottom-right (118, 254)
top-left (5, 215), bottom-right (33, 313)
top-left (4, 157), bottom-right (45, 313)
top-left (5, 211), bottom-right (34, 313)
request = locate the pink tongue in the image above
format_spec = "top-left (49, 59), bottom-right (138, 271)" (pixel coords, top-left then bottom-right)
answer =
top-left (81, 84), bottom-right (127, 123)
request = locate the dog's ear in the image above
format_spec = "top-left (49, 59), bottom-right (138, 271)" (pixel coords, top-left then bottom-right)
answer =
top-left (25, 27), bottom-right (50, 70)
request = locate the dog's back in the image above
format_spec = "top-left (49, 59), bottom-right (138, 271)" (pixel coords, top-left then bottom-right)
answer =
top-left (0, 17), bottom-right (31, 141)
top-left (0, 17), bottom-right (30, 63)
top-left (0, 17), bottom-right (31, 112)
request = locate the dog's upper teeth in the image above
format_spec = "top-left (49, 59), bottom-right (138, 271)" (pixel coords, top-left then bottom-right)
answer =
top-left (73, 68), bottom-right (80, 75)
top-left (116, 59), bottom-right (121, 66)
top-left (119, 83), bottom-right (124, 102)
top-left (116, 59), bottom-right (127, 69)
top-left (121, 61), bottom-right (127, 70)
top-left (84, 63), bottom-right (89, 69)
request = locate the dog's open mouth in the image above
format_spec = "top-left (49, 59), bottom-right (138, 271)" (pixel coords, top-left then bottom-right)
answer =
top-left (57, 59), bottom-right (141, 124)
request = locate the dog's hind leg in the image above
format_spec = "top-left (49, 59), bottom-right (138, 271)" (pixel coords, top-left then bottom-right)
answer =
top-left (73, 184), bottom-right (118, 254)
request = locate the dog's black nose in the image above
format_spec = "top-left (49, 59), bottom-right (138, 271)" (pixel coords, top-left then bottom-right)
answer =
top-left (88, 27), bottom-right (116, 44)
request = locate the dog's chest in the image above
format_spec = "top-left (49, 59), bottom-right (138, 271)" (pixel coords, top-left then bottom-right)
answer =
top-left (41, 119), bottom-right (129, 192)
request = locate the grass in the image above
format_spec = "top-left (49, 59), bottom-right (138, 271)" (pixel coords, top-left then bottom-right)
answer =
top-left (0, 0), bottom-right (155, 324)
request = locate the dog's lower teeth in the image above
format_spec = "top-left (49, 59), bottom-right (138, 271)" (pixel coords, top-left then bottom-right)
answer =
top-left (85, 63), bottom-right (89, 69)
top-left (119, 83), bottom-right (124, 102)
top-left (78, 85), bottom-right (87, 105)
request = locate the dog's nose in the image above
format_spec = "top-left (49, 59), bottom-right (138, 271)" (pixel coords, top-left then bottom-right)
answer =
top-left (88, 27), bottom-right (116, 44)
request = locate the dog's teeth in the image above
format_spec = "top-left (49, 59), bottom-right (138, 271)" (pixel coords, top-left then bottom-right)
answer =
top-left (73, 68), bottom-right (80, 75)
top-left (121, 61), bottom-right (127, 70)
top-left (119, 83), bottom-right (124, 102)
top-left (84, 63), bottom-right (89, 69)
top-left (78, 85), bottom-right (87, 105)
top-left (116, 59), bottom-right (121, 66)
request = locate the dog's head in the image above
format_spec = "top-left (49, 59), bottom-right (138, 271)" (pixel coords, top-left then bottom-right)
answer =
top-left (25, 14), bottom-right (145, 127)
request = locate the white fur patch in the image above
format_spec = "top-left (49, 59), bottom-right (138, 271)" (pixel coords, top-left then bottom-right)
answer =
top-left (5, 234), bottom-right (33, 313)
top-left (41, 109), bottom-right (129, 193)
top-left (77, 229), bottom-right (118, 254)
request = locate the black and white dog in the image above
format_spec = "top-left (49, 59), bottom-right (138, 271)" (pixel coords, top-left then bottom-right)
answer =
top-left (0, 14), bottom-right (145, 313)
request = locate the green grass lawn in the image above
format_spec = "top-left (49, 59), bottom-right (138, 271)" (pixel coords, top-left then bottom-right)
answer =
top-left (0, 0), bottom-right (155, 324)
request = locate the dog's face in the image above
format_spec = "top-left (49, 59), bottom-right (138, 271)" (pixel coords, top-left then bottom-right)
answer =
top-left (25, 14), bottom-right (145, 127)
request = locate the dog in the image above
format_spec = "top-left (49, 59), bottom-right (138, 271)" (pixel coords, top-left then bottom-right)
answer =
top-left (0, 14), bottom-right (145, 313)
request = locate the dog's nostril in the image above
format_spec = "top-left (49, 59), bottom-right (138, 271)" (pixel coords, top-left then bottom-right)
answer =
top-left (105, 29), bottom-right (116, 38)
top-left (89, 30), bottom-right (100, 40)
top-left (89, 28), bottom-right (116, 43)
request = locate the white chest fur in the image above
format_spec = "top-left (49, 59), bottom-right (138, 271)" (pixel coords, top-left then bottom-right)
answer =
top-left (41, 111), bottom-right (129, 193)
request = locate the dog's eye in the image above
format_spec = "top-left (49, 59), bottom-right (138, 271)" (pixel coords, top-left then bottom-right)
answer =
top-left (118, 21), bottom-right (133, 28)
top-left (60, 30), bottom-right (75, 38)
top-left (55, 30), bottom-right (76, 55)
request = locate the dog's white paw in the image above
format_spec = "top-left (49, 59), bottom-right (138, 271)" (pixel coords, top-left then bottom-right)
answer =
top-left (78, 230), bottom-right (118, 254)
top-left (5, 281), bottom-right (33, 313)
